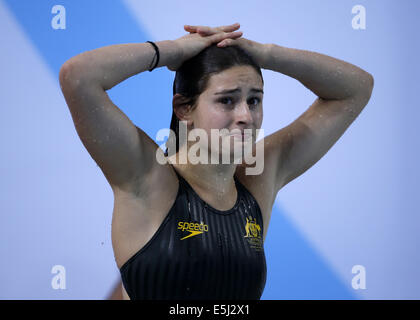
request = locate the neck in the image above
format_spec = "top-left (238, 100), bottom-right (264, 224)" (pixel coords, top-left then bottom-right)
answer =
top-left (167, 144), bottom-right (239, 198)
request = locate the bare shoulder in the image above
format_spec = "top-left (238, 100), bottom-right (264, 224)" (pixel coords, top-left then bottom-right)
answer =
top-left (235, 163), bottom-right (275, 209)
top-left (234, 140), bottom-right (281, 238)
top-left (111, 147), bottom-right (180, 269)
top-left (235, 139), bottom-right (279, 201)
top-left (112, 130), bottom-right (179, 202)
top-left (235, 161), bottom-right (277, 238)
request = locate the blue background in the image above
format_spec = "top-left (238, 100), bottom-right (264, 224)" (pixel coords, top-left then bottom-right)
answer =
top-left (1, 0), bottom-right (419, 299)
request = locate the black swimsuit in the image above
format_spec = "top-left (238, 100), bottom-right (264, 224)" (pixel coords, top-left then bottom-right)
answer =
top-left (119, 164), bottom-right (267, 300)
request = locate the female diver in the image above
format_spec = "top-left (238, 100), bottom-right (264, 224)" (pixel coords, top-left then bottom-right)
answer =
top-left (59, 23), bottom-right (374, 300)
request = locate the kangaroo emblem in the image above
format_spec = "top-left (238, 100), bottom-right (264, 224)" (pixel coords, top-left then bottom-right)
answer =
top-left (244, 216), bottom-right (261, 238)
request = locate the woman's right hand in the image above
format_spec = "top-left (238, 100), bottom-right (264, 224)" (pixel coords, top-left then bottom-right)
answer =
top-left (167, 23), bottom-right (243, 71)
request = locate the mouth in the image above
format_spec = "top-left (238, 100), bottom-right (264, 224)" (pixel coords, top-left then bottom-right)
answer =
top-left (229, 133), bottom-right (252, 141)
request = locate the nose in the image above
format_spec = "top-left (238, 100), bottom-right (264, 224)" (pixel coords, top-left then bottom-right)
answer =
top-left (235, 101), bottom-right (253, 125)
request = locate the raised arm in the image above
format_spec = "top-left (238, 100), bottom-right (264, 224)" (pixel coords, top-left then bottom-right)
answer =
top-left (210, 35), bottom-right (374, 193)
top-left (261, 43), bottom-right (374, 191)
top-left (59, 24), bottom-right (243, 195)
top-left (59, 40), bottom-right (182, 194)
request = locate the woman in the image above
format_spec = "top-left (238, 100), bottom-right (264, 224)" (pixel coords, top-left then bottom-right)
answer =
top-left (59, 23), bottom-right (374, 300)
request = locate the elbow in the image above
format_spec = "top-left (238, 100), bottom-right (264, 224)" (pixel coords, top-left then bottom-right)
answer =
top-left (348, 72), bottom-right (374, 105)
top-left (365, 73), bottom-right (374, 98)
top-left (358, 72), bottom-right (374, 102)
top-left (366, 72), bottom-right (374, 90)
top-left (59, 59), bottom-right (85, 91)
top-left (59, 61), bottom-right (71, 88)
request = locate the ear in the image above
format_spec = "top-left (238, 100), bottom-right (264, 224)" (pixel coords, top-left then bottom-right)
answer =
top-left (172, 93), bottom-right (195, 126)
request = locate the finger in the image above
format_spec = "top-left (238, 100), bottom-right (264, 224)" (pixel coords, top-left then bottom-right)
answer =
top-left (200, 23), bottom-right (240, 34)
top-left (185, 23), bottom-right (240, 34)
top-left (184, 25), bottom-right (209, 36)
top-left (217, 38), bottom-right (234, 47)
top-left (229, 31), bottom-right (243, 38)
top-left (218, 22), bottom-right (241, 32)
top-left (217, 40), bottom-right (226, 47)
top-left (185, 25), bottom-right (242, 40)
top-left (223, 31), bottom-right (243, 39)
top-left (184, 25), bottom-right (198, 32)
top-left (212, 31), bottom-right (241, 43)
top-left (184, 25), bottom-right (209, 33)
top-left (197, 26), bottom-right (213, 35)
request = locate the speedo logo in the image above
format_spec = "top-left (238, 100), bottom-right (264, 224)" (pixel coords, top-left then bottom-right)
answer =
top-left (178, 221), bottom-right (209, 240)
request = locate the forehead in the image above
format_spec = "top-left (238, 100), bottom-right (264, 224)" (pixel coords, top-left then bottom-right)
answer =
top-left (205, 65), bottom-right (262, 94)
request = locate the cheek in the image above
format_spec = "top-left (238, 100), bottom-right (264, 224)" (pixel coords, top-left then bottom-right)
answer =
top-left (197, 107), bottom-right (230, 130)
top-left (194, 109), bottom-right (231, 147)
top-left (254, 109), bottom-right (263, 126)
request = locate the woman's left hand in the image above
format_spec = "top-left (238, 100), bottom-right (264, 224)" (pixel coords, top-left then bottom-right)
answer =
top-left (184, 23), bottom-right (270, 68)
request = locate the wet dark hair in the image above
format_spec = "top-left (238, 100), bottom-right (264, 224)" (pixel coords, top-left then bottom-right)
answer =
top-left (165, 44), bottom-right (264, 157)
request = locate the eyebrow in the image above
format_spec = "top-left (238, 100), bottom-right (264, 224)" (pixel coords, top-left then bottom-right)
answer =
top-left (214, 87), bottom-right (264, 95)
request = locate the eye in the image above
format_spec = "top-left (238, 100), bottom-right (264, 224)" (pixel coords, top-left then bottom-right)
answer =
top-left (249, 97), bottom-right (261, 107)
top-left (217, 96), bottom-right (261, 108)
top-left (219, 97), bottom-right (233, 105)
